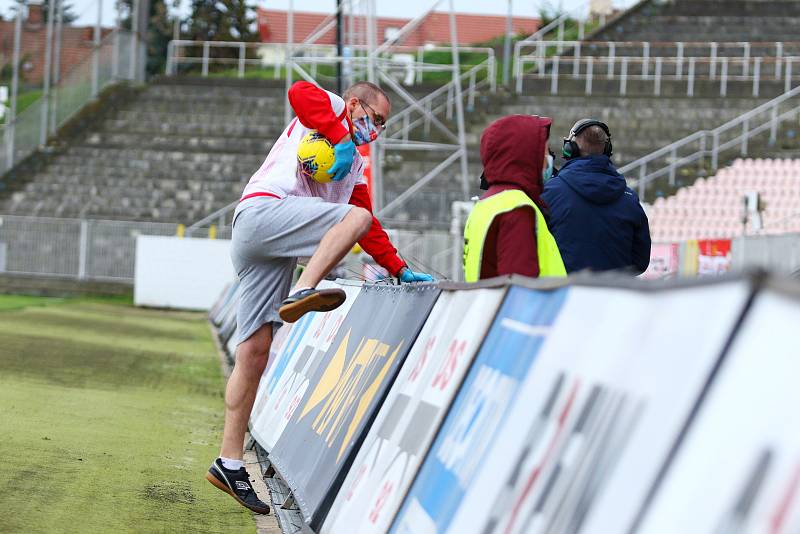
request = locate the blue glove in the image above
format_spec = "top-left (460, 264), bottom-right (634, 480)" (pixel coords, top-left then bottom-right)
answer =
top-left (328, 140), bottom-right (356, 182)
top-left (399, 268), bottom-right (435, 283)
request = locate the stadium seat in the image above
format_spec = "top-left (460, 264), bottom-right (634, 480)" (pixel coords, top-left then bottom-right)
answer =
top-left (647, 158), bottom-right (800, 241)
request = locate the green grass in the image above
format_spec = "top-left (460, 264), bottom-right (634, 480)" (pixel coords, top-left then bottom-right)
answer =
top-left (0, 89), bottom-right (42, 125)
top-left (0, 295), bottom-right (255, 533)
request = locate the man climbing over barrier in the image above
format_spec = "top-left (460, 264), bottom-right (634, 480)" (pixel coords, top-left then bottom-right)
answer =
top-left (205, 80), bottom-right (433, 515)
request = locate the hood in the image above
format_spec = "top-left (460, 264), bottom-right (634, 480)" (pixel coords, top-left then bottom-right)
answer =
top-left (480, 114), bottom-right (552, 202)
top-left (559, 155), bottom-right (627, 204)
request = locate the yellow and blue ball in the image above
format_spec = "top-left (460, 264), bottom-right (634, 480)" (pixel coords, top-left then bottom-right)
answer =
top-left (297, 131), bottom-right (336, 184)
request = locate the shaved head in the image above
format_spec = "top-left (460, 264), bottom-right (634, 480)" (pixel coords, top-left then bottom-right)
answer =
top-left (576, 125), bottom-right (610, 156)
top-left (344, 81), bottom-right (390, 108)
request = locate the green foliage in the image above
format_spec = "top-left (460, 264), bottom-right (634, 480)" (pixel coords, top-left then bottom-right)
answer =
top-left (185, 0), bottom-right (257, 43)
top-left (41, 0), bottom-right (79, 24)
top-left (0, 89), bottom-right (43, 125)
top-left (539, 0), bottom-right (567, 28)
top-left (121, 0), bottom-right (174, 76)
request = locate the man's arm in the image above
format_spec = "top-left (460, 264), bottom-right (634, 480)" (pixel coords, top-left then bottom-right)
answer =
top-left (496, 207), bottom-right (539, 277)
top-left (348, 184), bottom-right (407, 276)
top-left (632, 206), bottom-right (652, 274)
top-left (287, 81), bottom-right (350, 143)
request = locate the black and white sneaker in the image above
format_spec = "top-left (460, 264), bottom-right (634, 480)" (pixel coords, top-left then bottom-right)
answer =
top-left (206, 458), bottom-right (270, 515)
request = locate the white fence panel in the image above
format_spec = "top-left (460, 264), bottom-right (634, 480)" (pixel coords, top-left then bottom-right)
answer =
top-left (133, 235), bottom-right (235, 310)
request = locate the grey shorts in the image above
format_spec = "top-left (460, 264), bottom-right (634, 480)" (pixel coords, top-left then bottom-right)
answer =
top-left (231, 195), bottom-right (353, 344)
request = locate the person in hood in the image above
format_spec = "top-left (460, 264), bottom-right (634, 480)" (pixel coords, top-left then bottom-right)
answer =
top-left (463, 114), bottom-right (566, 281)
top-left (542, 119), bottom-right (651, 274)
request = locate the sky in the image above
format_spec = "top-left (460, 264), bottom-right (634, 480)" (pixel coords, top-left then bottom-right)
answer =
top-left (0, 0), bottom-right (637, 28)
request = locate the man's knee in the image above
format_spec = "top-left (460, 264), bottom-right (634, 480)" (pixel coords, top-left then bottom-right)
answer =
top-left (235, 325), bottom-right (272, 371)
top-left (348, 207), bottom-right (372, 237)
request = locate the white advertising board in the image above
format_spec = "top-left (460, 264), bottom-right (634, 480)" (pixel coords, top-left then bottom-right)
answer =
top-left (393, 280), bottom-right (751, 534)
top-left (249, 281), bottom-right (361, 452)
top-left (322, 287), bottom-right (506, 534)
top-left (638, 289), bottom-right (800, 534)
top-left (459, 282), bottom-right (751, 534)
top-left (134, 235), bottom-right (235, 310)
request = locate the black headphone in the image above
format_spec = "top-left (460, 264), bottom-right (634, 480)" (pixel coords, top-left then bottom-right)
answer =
top-left (562, 119), bottom-right (613, 159)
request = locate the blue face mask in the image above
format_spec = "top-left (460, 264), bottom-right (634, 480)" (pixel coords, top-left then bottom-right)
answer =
top-left (352, 115), bottom-right (380, 146)
top-left (543, 154), bottom-right (554, 182)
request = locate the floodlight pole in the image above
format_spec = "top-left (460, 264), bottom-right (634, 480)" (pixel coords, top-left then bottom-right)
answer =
top-left (366, 0), bottom-right (382, 209)
top-left (448, 0), bottom-right (470, 199)
top-left (366, 0), bottom-right (376, 82)
top-left (50, 0), bottom-right (65, 134)
top-left (503, 0), bottom-right (512, 86)
top-left (336, 0), bottom-right (343, 94)
top-left (40, 0), bottom-right (57, 146)
top-left (173, 0), bottom-right (180, 41)
top-left (284, 0), bottom-right (294, 124)
top-left (130, 0), bottom-right (140, 81)
top-left (112, 0), bottom-right (120, 79)
top-left (92, 0), bottom-right (103, 97)
top-left (5, 7), bottom-right (23, 171)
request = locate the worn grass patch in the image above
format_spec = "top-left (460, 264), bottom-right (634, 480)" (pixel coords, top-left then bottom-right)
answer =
top-left (0, 295), bottom-right (255, 533)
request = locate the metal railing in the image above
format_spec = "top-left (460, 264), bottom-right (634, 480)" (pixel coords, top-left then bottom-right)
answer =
top-left (511, 0), bottom-right (599, 85)
top-left (183, 39), bottom-right (492, 235)
top-left (183, 0), bottom-right (473, 233)
top-left (186, 205), bottom-right (234, 237)
top-left (524, 55), bottom-right (800, 97)
top-left (165, 40), bottom-right (495, 86)
top-left (515, 40), bottom-right (800, 94)
top-left (0, 215), bottom-right (185, 282)
top-left (1, 29), bottom-right (141, 174)
top-left (620, 84), bottom-right (800, 198)
top-left (384, 56), bottom-right (495, 141)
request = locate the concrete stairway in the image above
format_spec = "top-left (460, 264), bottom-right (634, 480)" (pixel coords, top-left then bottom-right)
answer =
top-left (0, 73), bottom-right (796, 226)
top-left (592, 0), bottom-right (800, 43)
top-left (0, 79), bottom-right (285, 222)
top-left (0, 77), bottom-right (446, 224)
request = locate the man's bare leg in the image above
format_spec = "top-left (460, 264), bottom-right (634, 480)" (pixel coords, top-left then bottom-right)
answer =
top-left (219, 323), bottom-right (272, 460)
top-left (293, 207), bottom-right (372, 290)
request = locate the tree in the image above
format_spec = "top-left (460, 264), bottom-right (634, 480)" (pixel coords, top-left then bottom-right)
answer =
top-left (121, 0), bottom-right (175, 76)
top-left (42, 0), bottom-right (79, 24)
top-left (185, 0), bottom-right (257, 43)
top-left (183, 0), bottom-right (257, 69)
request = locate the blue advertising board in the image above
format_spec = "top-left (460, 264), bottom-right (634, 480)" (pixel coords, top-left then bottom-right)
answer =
top-left (390, 285), bottom-right (568, 533)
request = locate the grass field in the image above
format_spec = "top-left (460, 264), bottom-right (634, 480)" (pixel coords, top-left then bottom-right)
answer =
top-left (0, 295), bottom-right (256, 533)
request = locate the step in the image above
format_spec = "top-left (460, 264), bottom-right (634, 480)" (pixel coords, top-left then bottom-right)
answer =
top-left (99, 118), bottom-right (282, 139)
top-left (62, 146), bottom-right (265, 165)
top-left (81, 131), bottom-right (272, 154)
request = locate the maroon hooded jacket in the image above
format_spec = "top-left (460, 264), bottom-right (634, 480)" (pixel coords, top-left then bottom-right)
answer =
top-left (478, 114), bottom-right (552, 279)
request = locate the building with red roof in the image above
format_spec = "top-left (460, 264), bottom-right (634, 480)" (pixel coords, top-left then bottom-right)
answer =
top-left (257, 8), bottom-right (540, 46)
top-left (0, 2), bottom-right (112, 86)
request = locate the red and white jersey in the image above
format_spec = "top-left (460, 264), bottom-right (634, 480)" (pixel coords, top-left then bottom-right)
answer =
top-left (236, 81), bottom-right (408, 277)
top-left (241, 85), bottom-right (365, 203)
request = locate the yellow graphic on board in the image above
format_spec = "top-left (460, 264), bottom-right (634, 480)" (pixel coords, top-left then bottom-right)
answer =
top-left (298, 328), bottom-right (405, 462)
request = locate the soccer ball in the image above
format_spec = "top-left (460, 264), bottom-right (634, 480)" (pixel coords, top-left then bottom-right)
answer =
top-left (297, 131), bottom-right (336, 184)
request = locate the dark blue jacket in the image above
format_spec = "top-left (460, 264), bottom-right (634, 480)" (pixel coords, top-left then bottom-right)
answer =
top-left (542, 155), bottom-right (651, 274)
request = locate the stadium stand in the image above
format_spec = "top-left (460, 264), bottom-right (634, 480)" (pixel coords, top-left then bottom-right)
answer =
top-left (3, 0), bottom-right (800, 228)
top-left (0, 81), bottom-right (790, 225)
top-left (648, 157), bottom-right (800, 241)
top-left (593, 0), bottom-right (800, 43)
top-left (0, 80), bottom-right (281, 222)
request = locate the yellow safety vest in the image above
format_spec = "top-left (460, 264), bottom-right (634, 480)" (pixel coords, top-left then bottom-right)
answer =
top-left (463, 189), bottom-right (567, 282)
